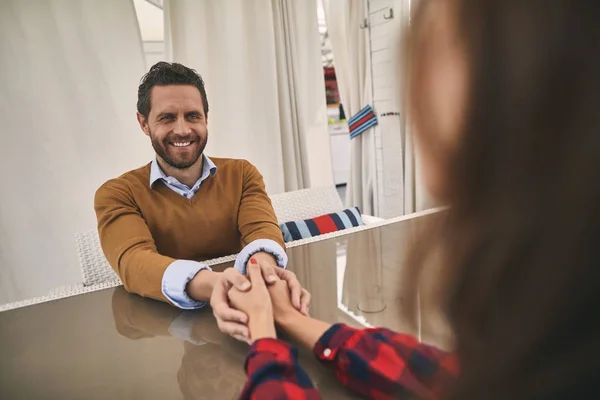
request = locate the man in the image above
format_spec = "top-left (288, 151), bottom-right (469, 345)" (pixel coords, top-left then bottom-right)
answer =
top-left (95, 62), bottom-right (310, 342)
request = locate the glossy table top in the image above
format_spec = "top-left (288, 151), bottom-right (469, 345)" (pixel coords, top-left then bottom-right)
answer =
top-left (0, 211), bottom-right (451, 400)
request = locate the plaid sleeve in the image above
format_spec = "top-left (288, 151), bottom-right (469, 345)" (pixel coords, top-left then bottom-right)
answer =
top-left (313, 324), bottom-right (458, 400)
top-left (240, 338), bottom-right (322, 400)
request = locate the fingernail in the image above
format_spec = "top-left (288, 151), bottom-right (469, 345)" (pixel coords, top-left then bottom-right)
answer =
top-left (240, 282), bottom-right (251, 290)
top-left (250, 258), bottom-right (257, 265)
top-left (267, 275), bottom-right (277, 283)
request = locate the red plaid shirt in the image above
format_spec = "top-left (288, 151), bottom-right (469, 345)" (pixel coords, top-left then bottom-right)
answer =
top-left (240, 323), bottom-right (458, 400)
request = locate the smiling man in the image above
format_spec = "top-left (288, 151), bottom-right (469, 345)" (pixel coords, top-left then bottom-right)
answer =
top-left (94, 62), bottom-right (310, 342)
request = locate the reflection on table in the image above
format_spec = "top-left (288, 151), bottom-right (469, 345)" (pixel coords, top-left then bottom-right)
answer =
top-left (111, 287), bottom-right (360, 400)
top-left (112, 288), bottom-right (247, 399)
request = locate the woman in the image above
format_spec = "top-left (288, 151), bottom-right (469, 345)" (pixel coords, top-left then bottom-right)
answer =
top-left (231, 0), bottom-right (600, 398)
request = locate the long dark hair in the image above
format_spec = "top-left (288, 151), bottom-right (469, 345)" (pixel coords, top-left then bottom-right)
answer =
top-left (409, 1), bottom-right (600, 399)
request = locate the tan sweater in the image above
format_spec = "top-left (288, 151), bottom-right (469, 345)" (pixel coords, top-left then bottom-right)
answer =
top-left (94, 158), bottom-right (284, 303)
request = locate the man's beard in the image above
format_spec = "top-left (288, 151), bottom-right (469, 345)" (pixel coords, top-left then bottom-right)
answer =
top-left (150, 129), bottom-right (208, 170)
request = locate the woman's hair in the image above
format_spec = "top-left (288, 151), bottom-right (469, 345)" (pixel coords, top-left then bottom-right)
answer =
top-left (408, 1), bottom-right (600, 398)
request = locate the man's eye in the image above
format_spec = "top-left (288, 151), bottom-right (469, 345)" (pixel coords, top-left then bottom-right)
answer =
top-left (187, 115), bottom-right (200, 121)
top-left (161, 115), bottom-right (174, 121)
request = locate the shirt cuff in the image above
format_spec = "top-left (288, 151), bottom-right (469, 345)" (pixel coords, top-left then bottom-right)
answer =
top-left (245, 338), bottom-right (297, 375)
top-left (168, 311), bottom-right (207, 346)
top-left (161, 260), bottom-right (211, 310)
top-left (234, 239), bottom-right (288, 275)
top-left (312, 323), bottom-right (357, 362)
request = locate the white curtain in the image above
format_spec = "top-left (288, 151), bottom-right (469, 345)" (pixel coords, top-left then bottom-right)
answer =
top-left (0, 0), bottom-right (150, 304)
top-left (164, 0), bottom-right (333, 194)
top-left (322, 0), bottom-right (376, 215)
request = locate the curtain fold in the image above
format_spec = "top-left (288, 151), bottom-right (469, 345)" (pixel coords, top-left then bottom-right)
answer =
top-left (0, 0), bottom-right (149, 304)
top-left (164, 0), bottom-right (333, 194)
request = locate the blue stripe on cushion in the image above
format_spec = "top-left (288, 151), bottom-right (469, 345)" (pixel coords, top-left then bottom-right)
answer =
top-left (329, 212), bottom-right (347, 230)
top-left (337, 210), bottom-right (353, 228)
top-left (281, 223), bottom-right (293, 242)
top-left (304, 218), bottom-right (321, 236)
top-left (344, 208), bottom-right (359, 226)
top-left (296, 220), bottom-right (313, 239)
top-left (285, 221), bottom-right (302, 241)
top-left (348, 207), bottom-right (363, 225)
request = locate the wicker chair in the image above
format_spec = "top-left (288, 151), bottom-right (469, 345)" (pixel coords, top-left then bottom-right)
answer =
top-left (76, 230), bottom-right (121, 286)
top-left (269, 186), bottom-right (383, 225)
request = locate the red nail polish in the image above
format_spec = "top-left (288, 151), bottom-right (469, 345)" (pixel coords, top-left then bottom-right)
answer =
top-left (250, 258), bottom-right (257, 264)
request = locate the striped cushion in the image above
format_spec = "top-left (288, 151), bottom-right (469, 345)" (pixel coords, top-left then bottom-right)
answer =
top-left (280, 207), bottom-right (363, 243)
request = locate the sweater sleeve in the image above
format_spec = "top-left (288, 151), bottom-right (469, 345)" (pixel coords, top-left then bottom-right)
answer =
top-left (94, 180), bottom-right (174, 302)
top-left (237, 161), bottom-right (285, 249)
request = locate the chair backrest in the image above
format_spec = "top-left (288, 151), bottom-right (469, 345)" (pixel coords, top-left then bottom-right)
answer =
top-left (75, 230), bottom-right (121, 286)
top-left (269, 186), bottom-right (344, 223)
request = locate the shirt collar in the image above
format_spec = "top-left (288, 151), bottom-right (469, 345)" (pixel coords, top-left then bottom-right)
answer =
top-left (149, 155), bottom-right (217, 188)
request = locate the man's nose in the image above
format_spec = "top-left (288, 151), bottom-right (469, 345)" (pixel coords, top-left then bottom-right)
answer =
top-left (173, 116), bottom-right (192, 135)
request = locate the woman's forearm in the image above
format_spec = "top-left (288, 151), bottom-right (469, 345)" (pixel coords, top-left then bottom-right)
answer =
top-left (277, 311), bottom-right (333, 350)
top-left (249, 313), bottom-right (277, 343)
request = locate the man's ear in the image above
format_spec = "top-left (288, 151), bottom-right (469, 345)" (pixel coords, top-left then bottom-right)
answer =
top-left (137, 112), bottom-right (150, 137)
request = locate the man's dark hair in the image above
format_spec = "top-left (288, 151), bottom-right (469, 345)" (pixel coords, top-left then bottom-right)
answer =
top-left (137, 62), bottom-right (209, 119)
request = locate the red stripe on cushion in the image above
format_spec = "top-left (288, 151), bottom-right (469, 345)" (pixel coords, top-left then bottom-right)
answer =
top-left (349, 112), bottom-right (375, 130)
top-left (313, 215), bottom-right (338, 234)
